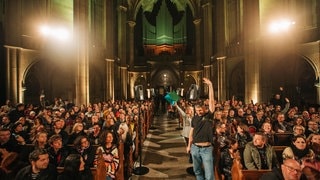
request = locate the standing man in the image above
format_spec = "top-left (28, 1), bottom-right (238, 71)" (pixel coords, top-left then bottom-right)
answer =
top-left (187, 78), bottom-right (215, 180)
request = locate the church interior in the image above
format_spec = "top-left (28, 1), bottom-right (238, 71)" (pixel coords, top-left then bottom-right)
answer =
top-left (0, 0), bottom-right (319, 107)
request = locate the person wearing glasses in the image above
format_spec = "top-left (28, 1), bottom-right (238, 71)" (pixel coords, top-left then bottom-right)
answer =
top-left (305, 120), bottom-right (320, 138)
top-left (282, 135), bottom-right (314, 163)
top-left (260, 159), bottom-right (303, 180)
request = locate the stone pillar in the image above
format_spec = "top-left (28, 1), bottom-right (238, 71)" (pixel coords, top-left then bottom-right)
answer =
top-left (316, 85), bottom-right (320, 105)
top-left (5, 46), bottom-right (18, 103)
top-left (118, 5), bottom-right (127, 65)
top-left (120, 66), bottom-right (128, 100)
top-left (243, 0), bottom-right (261, 103)
top-left (105, 59), bottom-right (114, 101)
top-left (127, 21), bottom-right (135, 69)
top-left (118, 5), bottom-right (128, 100)
top-left (193, 19), bottom-right (202, 69)
top-left (74, 0), bottom-right (90, 105)
top-left (203, 65), bottom-right (211, 95)
top-left (217, 57), bottom-right (226, 101)
top-left (202, 2), bottom-right (213, 68)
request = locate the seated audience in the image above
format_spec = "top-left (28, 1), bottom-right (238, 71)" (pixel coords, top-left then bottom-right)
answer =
top-left (243, 132), bottom-right (279, 170)
top-left (0, 128), bottom-right (22, 159)
top-left (94, 130), bottom-right (119, 179)
top-left (15, 149), bottom-right (57, 180)
top-left (88, 123), bottom-right (102, 145)
top-left (57, 154), bottom-right (93, 180)
top-left (282, 135), bottom-right (314, 162)
top-left (260, 159), bottom-right (303, 180)
top-left (47, 134), bottom-right (69, 167)
top-left (0, 152), bottom-right (27, 180)
top-left (33, 131), bottom-right (49, 150)
top-left (48, 119), bottom-right (69, 146)
top-left (305, 120), bottom-right (320, 138)
top-left (273, 112), bottom-right (292, 133)
top-left (68, 122), bottom-right (86, 144)
top-left (260, 122), bottom-right (276, 146)
top-left (302, 133), bottom-right (320, 180)
top-left (219, 137), bottom-right (239, 180)
top-left (235, 123), bottom-right (252, 150)
top-left (291, 125), bottom-right (306, 141)
top-left (71, 135), bottom-right (95, 168)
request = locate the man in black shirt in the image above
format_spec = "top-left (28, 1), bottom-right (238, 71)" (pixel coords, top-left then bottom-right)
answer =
top-left (187, 78), bottom-right (215, 180)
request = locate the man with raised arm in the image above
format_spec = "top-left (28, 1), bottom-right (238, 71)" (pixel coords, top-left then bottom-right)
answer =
top-left (187, 78), bottom-right (215, 180)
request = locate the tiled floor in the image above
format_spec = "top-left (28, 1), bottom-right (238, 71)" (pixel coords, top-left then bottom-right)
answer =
top-left (131, 113), bottom-right (196, 180)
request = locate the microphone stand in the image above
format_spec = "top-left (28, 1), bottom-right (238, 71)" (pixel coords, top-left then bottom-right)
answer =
top-left (133, 102), bottom-right (149, 175)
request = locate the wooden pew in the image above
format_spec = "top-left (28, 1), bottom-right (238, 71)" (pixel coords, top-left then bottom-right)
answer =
top-left (274, 133), bottom-right (292, 146)
top-left (273, 145), bottom-right (287, 164)
top-left (241, 170), bottom-right (272, 180)
top-left (231, 154), bottom-right (272, 180)
top-left (57, 142), bottom-right (124, 180)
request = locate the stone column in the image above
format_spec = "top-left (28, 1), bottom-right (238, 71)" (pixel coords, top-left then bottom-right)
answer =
top-left (193, 19), bottom-right (202, 69)
top-left (105, 59), bottom-right (114, 101)
top-left (243, 0), bottom-right (261, 103)
top-left (202, 2), bottom-right (213, 68)
top-left (217, 56), bottom-right (226, 101)
top-left (118, 5), bottom-right (128, 99)
top-left (316, 84), bottom-right (320, 105)
top-left (74, 0), bottom-right (90, 105)
top-left (203, 65), bottom-right (211, 95)
top-left (120, 66), bottom-right (128, 100)
top-left (127, 21), bottom-right (135, 70)
top-left (5, 46), bottom-right (18, 103)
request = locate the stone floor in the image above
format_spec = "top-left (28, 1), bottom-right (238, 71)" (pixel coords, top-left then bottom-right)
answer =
top-left (130, 112), bottom-right (196, 180)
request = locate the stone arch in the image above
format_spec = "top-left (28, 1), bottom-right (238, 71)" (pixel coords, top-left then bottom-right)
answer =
top-left (150, 65), bottom-right (179, 89)
top-left (132, 0), bottom-right (197, 21)
top-left (229, 61), bottom-right (245, 102)
top-left (23, 61), bottom-right (43, 105)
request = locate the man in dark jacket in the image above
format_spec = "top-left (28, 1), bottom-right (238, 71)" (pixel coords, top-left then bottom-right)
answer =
top-left (15, 149), bottom-right (57, 180)
top-left (260, 159), bottom-right (302, 180)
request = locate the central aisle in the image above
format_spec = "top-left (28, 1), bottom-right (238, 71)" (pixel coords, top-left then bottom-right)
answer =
top-left (131, 112), bottom-right (196, 180)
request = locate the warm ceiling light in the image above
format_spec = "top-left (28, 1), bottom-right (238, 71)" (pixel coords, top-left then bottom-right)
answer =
top-left (268, 19), bottom-right (295, 33)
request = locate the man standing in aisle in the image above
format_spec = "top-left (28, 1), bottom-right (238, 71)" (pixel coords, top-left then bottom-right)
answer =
top-left (187, 78), bottom-right (215, 180)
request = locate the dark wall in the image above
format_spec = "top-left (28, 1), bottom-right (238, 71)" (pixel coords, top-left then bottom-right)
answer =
top-left (0, 22), bottom-right (5, 105)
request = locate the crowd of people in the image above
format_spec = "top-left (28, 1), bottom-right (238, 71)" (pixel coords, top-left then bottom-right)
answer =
top-left (1, 82), bottom-right (320, 180)
top-left (0, 98), bottom-right (152, 180)
top-left (173, 80), bottom-right (320, 180)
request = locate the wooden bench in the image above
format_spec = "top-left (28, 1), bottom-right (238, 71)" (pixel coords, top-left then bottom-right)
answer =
top-left (57, 142), bottom-right (124, 180)
top-left (274, 133), bottom-right (292, 146)
top-left (273, 145), bottom-right (287, 164)
top-left (241, 170), bottom-right (272, 180)
top-left (231, 154), bottom-right (272, 180)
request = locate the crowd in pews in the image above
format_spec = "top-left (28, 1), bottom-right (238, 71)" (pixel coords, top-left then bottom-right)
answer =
top-left (174, 88), bottom-right (320, 180)
top-left (0, 99), bottom-right (154, 180)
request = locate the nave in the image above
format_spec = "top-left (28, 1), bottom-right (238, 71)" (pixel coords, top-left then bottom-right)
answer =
top-left (131, 112), bottom-right (195, 180)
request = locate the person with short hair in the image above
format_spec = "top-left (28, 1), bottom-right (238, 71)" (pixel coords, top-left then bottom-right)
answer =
top-left (260, 159), bottom-right (303, 180)
top-left (187, 78), bottom-right (215, 180)
top-left (15, 149), bottom-right (57, 180)
top-left (243, 132), bottom-right (279, 170)
top-left (47, 134), bottom-right (69, 167)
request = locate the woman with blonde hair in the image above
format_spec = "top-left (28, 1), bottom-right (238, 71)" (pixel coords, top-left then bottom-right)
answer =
top-left (68, 122), bottom-right (86, 144)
